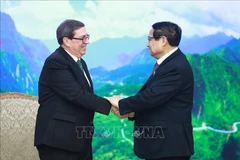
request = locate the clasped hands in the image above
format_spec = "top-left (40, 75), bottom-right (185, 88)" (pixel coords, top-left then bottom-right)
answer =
top-left (105, 96), bottom-right (134, 119)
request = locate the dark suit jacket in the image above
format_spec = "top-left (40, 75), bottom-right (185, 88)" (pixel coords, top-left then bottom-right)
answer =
top-left (34, 46), bottom-right (111, 153)
top-left (119, 49), bottom-right (194, 159)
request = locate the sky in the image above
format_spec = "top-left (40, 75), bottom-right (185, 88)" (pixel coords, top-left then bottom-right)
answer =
top-left (1, 0), bottom-right (240, 42)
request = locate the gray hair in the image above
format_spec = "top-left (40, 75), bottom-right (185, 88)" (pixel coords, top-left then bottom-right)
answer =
top-left (56, 19), bottom-right (85, 45)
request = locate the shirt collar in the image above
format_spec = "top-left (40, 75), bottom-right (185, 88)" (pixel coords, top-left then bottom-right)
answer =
top-left (64, 49), bottom-right (80, 62)
top-left (157, 47), bottom-right (178, 65)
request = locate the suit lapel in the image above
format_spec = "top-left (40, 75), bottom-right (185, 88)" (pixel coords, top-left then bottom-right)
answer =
top-left (58, 47), bottom-right (92, 92)
top-left (152, 49), bottom-right (182, 77)
top-left (138, 49), bottom-right (182, 92)
top-left (81, 59), bottom-right (94, 92)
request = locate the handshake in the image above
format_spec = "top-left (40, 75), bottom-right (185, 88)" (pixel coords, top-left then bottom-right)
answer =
top-left (104, 96), bottom-right (134, 119)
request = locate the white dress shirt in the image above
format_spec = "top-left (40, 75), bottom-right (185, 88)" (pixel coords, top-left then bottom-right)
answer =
top-left (65, 50), bottom-right (91, 87)
top-left (156, 47), bottom-right (178, 65)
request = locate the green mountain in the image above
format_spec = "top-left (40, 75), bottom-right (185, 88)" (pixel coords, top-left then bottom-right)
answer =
top-left (212, 38), bottom-right (240, 66)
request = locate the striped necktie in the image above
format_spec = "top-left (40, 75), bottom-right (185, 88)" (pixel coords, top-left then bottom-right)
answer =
top-left (77, 59), bottom-right (83, 72)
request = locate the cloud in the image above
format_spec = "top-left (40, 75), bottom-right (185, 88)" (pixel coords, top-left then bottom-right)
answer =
top-left (159, 1), bottom-right (240, 38)
top-left (2, 0), bottom-right (240, 41)
top-left (2, 1), bottom-right (77, 39)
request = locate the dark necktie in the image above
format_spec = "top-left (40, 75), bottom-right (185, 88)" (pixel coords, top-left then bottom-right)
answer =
top-left (152, 62), bottom-right (159, 76)
top-left (76, 59), bottom-right (91, 87)
top-left (77, 59), bottom-right (83, 72)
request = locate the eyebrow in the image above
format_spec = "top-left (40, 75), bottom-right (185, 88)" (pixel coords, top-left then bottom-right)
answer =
top-left (74, 34), bottom-right (89, 37)
top-left (79, 34), bottom-right (89, 36)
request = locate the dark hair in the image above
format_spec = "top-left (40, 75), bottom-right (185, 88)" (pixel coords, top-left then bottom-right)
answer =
top-left (56, 19), bottom-right (85, 45)
top-left (152, 21), bottom-right (182, 46)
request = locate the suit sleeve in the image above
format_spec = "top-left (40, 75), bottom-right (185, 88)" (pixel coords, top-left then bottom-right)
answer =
top-left (119, 67), bottom-right (181, 115)
top-left (40, 57), bottom-right (111, 115)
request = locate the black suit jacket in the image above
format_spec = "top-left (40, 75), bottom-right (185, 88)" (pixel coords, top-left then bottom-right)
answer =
top-left (34, 46), bottom-right (111, 153)
top-left (119, 49), bottom-right (194, 159)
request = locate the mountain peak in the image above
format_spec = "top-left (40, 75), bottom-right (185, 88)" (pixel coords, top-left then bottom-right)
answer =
top-left (1, 12), bottom-right (17, 33)
top-left (180, 32), bottom-right (233, 54)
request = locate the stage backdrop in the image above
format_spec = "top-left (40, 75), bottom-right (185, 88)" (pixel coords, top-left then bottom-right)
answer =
top-left (1, 1), bottom-right (240, 160)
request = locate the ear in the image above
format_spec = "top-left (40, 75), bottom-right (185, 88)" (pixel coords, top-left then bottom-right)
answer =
top-left (162, 36), bottom-right (168, 46)
top-left (63, 37), bottom-right (70, 47)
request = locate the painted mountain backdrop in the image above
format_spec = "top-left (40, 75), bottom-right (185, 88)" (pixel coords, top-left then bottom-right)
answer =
top-left (1, 12), bottom-right (50, 95)
top-left (1, 11), bottom-right (240, 160)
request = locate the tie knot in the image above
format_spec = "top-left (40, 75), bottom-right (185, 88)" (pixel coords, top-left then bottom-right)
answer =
top-left (77, 59), bottom-right (83, 71)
